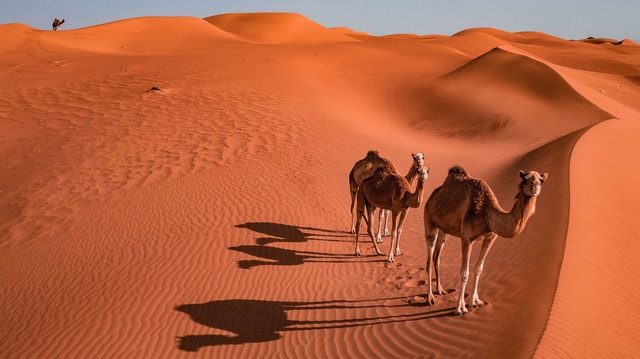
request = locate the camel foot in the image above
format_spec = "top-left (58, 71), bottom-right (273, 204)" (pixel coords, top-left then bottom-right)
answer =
top-left (471, 298), bottom-right (485, 308)
top-left (436, 286), bottom-right (447, 296)
top-left (426, 293), bottom-right (436, 306)
top-left (454, 305), bottom-right (468, 316)
top-left (384, 231), bottom-right (391, 237)
top-left (375, 235), bottom-right (383, 243)
top-left (395, 249), bottom-right (402, 256)
top-left (376, 251), bottom-right (385, 256)
top-left (355, 251), bottom-right (361, 257)
top-left (387, 256), bottom-right (395, 263)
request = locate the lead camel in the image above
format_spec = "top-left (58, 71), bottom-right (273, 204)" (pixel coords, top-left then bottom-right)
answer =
top-left (423, 166), bottom-right (547, 315)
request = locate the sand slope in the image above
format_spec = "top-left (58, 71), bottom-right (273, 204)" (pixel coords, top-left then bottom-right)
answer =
top-left (1, 13), bottom-right (639, 358)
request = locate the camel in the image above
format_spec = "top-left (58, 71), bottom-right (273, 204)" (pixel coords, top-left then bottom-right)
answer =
top-left (52, 18), bottom-right (65, 31)
top-left (349, 151), bottom-right (425, 242)
top-left (423, 166), bottom-right (548, 315)
top-left (354, 165), bottom-right (430, 263)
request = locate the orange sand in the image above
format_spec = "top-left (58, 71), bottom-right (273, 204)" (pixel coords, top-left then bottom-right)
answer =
top-left (1, 13), bottom-right (639, 358)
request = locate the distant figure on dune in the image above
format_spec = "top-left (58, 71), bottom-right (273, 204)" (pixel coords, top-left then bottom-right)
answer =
top-left (52, 18), bottom-right (65, 31)
top-left (423, 166), bottom-right (548, 315)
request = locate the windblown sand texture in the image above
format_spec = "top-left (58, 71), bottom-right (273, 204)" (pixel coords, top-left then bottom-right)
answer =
top-left (1, 13), bottom-right (640, 358)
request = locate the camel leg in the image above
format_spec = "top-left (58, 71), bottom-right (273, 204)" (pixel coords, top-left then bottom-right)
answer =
top-left (470, 234), bottom-right (497, 308)
top-left (354, 212), bottom-right (363, 256)
top-left (349, 181), bottom-right (358, 234)
top-left (354, 189), bottom-right (366, 256)
top-left (456, 238), bottom-right (473, 316)
top-left (367, 203), bottom-right (384, 256)
top-left (387, 211), bottom-right (400, 263)
top-left (393, 209), bottom-right (409, 257)
top-left (424, 225), bottom-right (438, 305)
top-left (375, 209), bottom-right (384, 243)
top-left (433, 231), bottom-right (448, 295)
top-left (423, 212), bottom-right (439, 304)
top-left (383, 210), bottom-right (391, 237)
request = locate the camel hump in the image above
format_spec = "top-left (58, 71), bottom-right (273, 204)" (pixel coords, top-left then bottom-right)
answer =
top-left (372, 166), bottom-right (399, 181)
top-left (366, 150), bottom-right (380, 158)
top-left (448, 165), bottom-right (468, 177)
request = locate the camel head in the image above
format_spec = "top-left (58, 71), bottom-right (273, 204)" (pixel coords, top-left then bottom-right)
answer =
top-left (417, 166), bottom-right (430, 181)
top-left (518, 170), bottom-right (548, 197)
top-left (411, 153), bottom-right (425, 168)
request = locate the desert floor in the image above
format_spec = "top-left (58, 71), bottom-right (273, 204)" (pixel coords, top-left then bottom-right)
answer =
top-left (1, 13), bottom-right (640, 358)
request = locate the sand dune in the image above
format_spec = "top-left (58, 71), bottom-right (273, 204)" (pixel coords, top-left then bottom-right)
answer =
top-left (205, 13), bottom-right (359, 44)
top-left (1, 13), bottom-right (639, 358)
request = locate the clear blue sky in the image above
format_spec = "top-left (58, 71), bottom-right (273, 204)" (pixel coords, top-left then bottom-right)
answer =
top-left (2, 0), bottom-right (638, 41)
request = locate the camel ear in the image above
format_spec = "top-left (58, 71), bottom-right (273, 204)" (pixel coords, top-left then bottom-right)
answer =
top-left (518, 170), bottom-right (526, 179)
top-left (542, 173), bottom-right (549, 182)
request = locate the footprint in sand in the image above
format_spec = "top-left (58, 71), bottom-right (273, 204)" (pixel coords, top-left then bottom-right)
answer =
top-left (403, 278), bottom-right (427, 287)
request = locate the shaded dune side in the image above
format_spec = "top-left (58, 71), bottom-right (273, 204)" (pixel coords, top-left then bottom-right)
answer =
top-left (426, 28), bottom-right (530, 58)
top-left (400, 47), bottom-right (612, 141)
top-left (205, 13), bottom-right (359, 44)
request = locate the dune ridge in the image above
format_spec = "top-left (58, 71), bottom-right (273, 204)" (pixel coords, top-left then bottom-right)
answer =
top-left (205, 13), bottom-right (359, 44)
top-left (1, 13), bottom-right (639, 358)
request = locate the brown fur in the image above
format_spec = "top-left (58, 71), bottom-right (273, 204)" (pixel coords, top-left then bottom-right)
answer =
top-left (349, 151), bottom-right (425, 235)
top-left (355, 166), bottom-right (429, 262)
top-left (52, 18), bottom-right (65, 31)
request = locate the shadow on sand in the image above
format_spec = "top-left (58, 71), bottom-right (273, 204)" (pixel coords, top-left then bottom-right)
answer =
top-left (236, 222), bottom-right (350, 245)
top-left (231, 222), bottom-right (374, 269)
top-left (175, 297), bottom-right (453, 352)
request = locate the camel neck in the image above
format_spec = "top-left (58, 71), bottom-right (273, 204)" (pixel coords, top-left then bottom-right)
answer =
top-left (405, 166), bottom-right (418, 186)
top-left (405, 178), bottom-right (426, 208)
top-left (490, 190), bottom-right (537, 238)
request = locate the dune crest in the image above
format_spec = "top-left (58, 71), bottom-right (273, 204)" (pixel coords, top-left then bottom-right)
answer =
top-left (398, 46), bottom-right (610, 142)
top-left (1, 17), bottom-right (240, 55)
top-left (205, 12), bottom-right (359, 44)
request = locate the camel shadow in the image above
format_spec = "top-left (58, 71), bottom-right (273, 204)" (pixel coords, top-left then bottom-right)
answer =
top-left (232, 222), bottom-right (368, 269)
top-left (175, 297), bottom-right (454, 352)
top-left (236, 222), bottom-right (351, 246)
top-left (229, 245), bottom-right (360, 269)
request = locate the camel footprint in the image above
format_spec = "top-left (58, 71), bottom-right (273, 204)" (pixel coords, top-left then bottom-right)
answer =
top-left (379, 263), bottom-right (427, 289)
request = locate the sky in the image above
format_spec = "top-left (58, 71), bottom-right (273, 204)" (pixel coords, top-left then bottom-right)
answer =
top-left (1, 0), bottom-right (639, 41)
